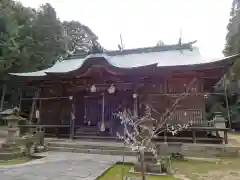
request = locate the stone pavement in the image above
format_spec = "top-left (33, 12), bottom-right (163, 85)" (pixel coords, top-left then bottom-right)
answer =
top-left (0, 152), bottom-right (135, 180)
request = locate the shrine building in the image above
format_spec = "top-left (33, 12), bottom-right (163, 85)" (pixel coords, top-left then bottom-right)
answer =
top-left (9, 41), bottom-right (239, 143)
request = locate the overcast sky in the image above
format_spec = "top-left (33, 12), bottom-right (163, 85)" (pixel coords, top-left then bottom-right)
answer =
top-left (19, 0), bottom-right (232, 59)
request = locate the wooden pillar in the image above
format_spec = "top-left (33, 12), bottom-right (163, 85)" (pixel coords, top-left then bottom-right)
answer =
top-left (164, 130), bottom-right (167, 143)
top-left (37, 100), bottom-right (42, 124)
top-left (30, 89), bottom-right (40, 122)
top-left (224, 75), bottom-right (231, 129)
top-left (0, 84), bottom-right (6, 112)
top-left (133, 93), bottom-right (138, 117)
top-left (192, 129), bottom-right (196, 143)
top-left (19, 90), bottom-right (22, 112)
top-left (100, 92), bottom-right (105, 132)
top-left (224, 130), bottom-right (228, 144)
top-left (69, 96), bottom-right (75, 139)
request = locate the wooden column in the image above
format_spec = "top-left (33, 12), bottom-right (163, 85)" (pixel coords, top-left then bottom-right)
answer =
top-left (224, 130), bottom-right (228, 144)
top-left (19, 90), bottom-right (23, 112)
top-left (192, 129), bottom-right (196, 143)
top-left (69, 96), bottom-right (75, 139)
top-left (133, 93), bottom-right (138, 117)
top-left (38, 99), bottom-right (42, 124)
top-left (224, 75), bottom-right (231, 130)
top-left (0, 84), bottom-right (6, 112)
top-left (100, 92), bottom-right (105, 132)
top-left (164, 130), bottom-right (167, 143)
top-left (29, 89), bottom-right (40, 122)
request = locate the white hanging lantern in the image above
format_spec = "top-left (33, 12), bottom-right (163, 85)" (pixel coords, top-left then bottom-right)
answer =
top-left (100, 122), bottom-right (105, 132)
top-left (204, 94), bottom-right (208, 99)
top-left (90, 85), bottom-right (97, 92)
top-left (35, 109), bottom-right (39, 119)
top-left (69, 96), bottom-right (73, 100)
top-left (133, 93), bottom-right (138, 99)
top-left (184, 112), bottom-right (187, 116)
top-left (108, 84), bottom-right (116, 94)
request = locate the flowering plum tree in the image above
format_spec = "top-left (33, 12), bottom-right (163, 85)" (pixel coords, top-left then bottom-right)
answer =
top-left (115, 105), bottom-right (190, 178)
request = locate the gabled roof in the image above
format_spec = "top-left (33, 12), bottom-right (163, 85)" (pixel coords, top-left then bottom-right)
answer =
top-left (8, 41), bottom-right (238, 77)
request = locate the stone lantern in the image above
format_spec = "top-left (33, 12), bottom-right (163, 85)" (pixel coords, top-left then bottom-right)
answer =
top-left (213, 112), bottom-right (227, 138)
top-left (0, 107), bottom-right (26, 160)
top-left (4, 107), bottom-right (25, 143)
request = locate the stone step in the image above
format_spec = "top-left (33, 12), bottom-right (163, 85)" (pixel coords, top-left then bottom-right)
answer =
top-left (47, 142), bottom-right (130, 151)
top-left (76, 126), bottom-right (97, 131)
top-left (48, 146), bottom-right (137, 156)
top-left (73, 135), bottom-right (117, 140)
top-left (76, 128), bottom-right (97, 132)
top-left (75, 132), bottom-right (98, 136)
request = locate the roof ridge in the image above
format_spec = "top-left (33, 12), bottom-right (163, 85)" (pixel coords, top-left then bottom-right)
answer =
top-left (68, 40), bottom-right (197, 59)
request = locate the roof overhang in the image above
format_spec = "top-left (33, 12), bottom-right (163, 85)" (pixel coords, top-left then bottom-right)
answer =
top-left (8, 45), bottom-right (240, 83)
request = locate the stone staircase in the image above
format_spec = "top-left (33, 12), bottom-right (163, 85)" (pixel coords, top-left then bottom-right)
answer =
top-left (47, 140), bottom-right (137, 156)
top-left (75, 126), bottom-right (98, 136)
top-left (74, 125), bottom-right (117, 140)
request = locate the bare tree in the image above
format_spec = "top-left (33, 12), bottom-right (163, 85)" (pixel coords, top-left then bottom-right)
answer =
top-left (115, 105), bottom-right (190, 179)
top-left (115, 79), bottom-right (198, 179)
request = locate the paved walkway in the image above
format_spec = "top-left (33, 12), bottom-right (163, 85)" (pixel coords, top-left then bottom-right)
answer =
top-left (0, 152), bottom-right (135, 180)
top-left (228, 133), bottom-right (240, 145)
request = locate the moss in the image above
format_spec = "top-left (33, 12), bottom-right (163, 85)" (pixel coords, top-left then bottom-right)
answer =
top-left (98, 164), bottom-right (175, 180)
top-left (99, 158), bottom-right (240, 180)
top-left (0, 157), bottom-right (31, 166)
top-left (0, 155), bottom-right (44, 166)
top-left (173, 158), bottom-right (240, 179)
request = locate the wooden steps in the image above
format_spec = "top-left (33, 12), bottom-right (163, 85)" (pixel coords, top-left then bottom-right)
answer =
top-left (75, 126), bottom-right (98, 136)
top-left (47, 140), bottom-right (136, 156)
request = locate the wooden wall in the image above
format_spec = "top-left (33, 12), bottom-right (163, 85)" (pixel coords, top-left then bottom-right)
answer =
top-left (139, 77), bottom-right (206, 125)
top-left (38, 75), bottom-right (206, 126)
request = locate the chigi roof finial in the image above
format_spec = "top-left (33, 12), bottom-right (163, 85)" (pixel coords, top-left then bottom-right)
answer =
top-left (178, 28), bottom-right (182, 46)
top-left (118, 34), bottom-right (124, 52)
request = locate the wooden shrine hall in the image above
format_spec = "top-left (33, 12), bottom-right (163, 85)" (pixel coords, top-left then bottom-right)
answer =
top-left (9, 41), bottom-right (239, 143)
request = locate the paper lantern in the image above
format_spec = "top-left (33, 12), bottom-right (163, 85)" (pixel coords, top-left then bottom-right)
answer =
top-left (90, 85), bottom-right (97, 92)
top-left (108, 84), bottom-right (116, 94)
top-left (133, 93), bottom-right (138, 99)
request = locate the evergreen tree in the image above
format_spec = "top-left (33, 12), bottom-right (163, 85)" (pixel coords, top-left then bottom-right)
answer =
top-left (63, 21), bottom-right (103, 55)
top-left (224, 0), bottom-right (240, 56)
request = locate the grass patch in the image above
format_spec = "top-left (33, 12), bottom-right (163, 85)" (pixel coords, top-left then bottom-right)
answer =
top-left (98, 164), bottom-right (175, 180)
top-left (99, 158), bottom-right (240, 180)
top-left (0, 157), bottom-right (31, 166)
top-left (0, 156), bottom-right (44, 166)
top-left (173, 158), bottom-right (240, 179)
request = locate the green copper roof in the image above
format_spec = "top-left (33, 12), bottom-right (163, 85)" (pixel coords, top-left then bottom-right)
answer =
top-left (9, 41), bottom-right (232, 77)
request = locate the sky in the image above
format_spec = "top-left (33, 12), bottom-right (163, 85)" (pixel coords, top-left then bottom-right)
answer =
top-left (19, 0), bottom-right (232, 59)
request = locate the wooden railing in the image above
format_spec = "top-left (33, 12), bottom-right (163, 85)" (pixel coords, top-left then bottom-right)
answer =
top-left (169, 109), bottom-right (204, 125)
top-left (153, 127), bottom-right (229, 144)
top-left (18, 125), bottom-right (229, 144)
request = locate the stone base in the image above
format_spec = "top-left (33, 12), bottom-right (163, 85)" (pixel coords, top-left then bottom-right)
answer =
top-left (35, 145), bottom-right (46, 153)
top-left (134, 162), bottom-right (163, 174)
top-left (130, 167), bottom-right (167, 176)
top-left (0, 143), bottom-right (22, 160)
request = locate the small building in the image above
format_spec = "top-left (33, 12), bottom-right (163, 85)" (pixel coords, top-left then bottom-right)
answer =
top-left (9, 41), bottom-right (238, 142)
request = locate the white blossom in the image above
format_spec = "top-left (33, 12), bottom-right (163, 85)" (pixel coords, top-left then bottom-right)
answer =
top-left (115, 105), bottom-right (189, 164)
